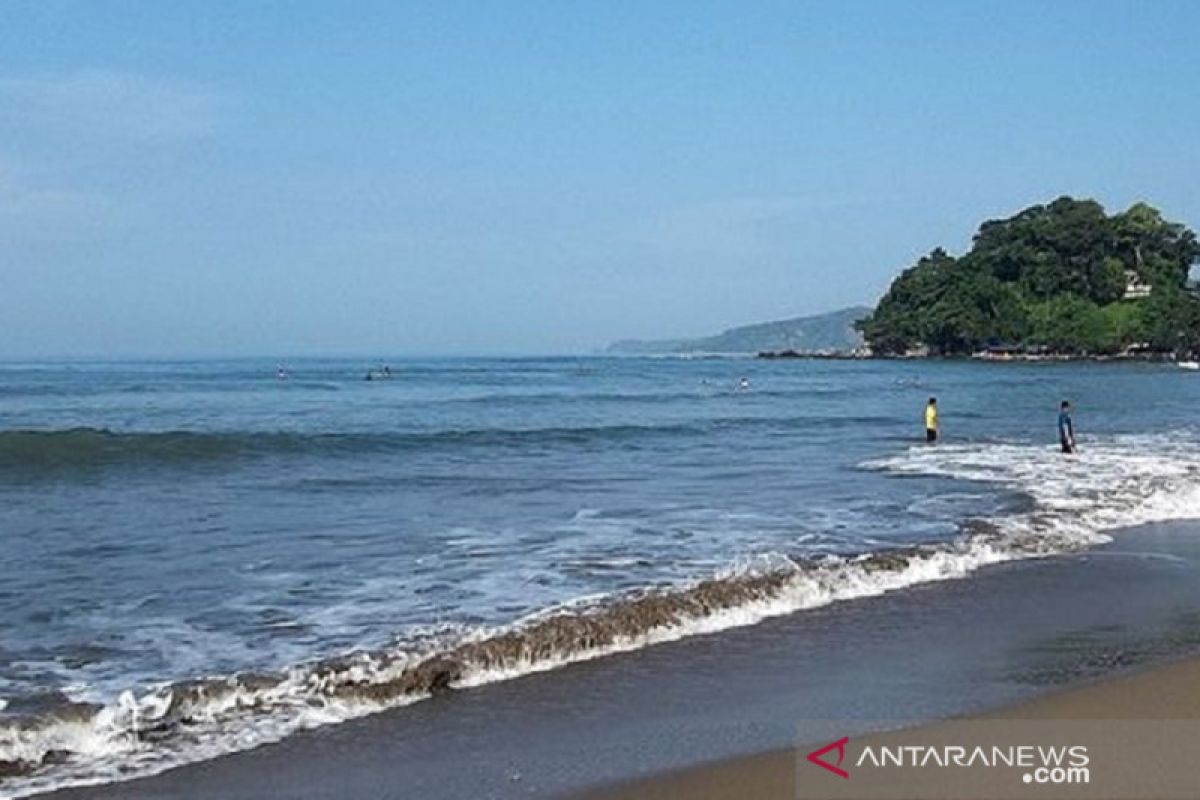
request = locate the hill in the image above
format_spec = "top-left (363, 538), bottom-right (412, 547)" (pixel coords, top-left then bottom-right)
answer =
top-left (607, 306), bottom-right (870, 355)
top-left (857, 197), bottom-right (1200, 357)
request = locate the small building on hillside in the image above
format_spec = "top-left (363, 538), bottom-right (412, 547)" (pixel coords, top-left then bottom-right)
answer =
top-left (976, 343), bottom-right (1022, 360)
top-left (1124, 270), bottom-right (1153, 299)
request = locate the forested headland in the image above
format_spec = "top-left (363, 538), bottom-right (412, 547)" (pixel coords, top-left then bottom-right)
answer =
top-left (857, 198), bottom-right (1200, 357)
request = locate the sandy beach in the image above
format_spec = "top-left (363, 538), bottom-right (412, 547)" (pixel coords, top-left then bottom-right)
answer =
top-left (580, 656), bottom-right (1200, 800)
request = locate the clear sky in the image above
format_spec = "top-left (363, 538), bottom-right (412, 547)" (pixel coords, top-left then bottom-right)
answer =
top-left (2, 1), bottom-right (1198, 357)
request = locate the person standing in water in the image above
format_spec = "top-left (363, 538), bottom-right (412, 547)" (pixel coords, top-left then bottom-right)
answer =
top-left (1058, 400), bottom-right (1075, 454)
top-left (924, 397), bottom-right (939, 443)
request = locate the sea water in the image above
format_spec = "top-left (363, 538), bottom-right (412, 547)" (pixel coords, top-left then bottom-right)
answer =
top-left (2, 357), bottom-right (1200, 795)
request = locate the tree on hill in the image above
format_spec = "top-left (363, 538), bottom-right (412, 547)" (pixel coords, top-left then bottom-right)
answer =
top-left (857, 197), bottom-right (1200, 356)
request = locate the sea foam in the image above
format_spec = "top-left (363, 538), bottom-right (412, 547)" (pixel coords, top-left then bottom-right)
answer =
top-left (4, 433), bottom-right (1200, 797)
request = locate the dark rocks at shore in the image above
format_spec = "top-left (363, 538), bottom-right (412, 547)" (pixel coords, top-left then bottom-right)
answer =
top-left (756, 349), bottom-right (1186, 362)
top-left (756, 349), bottom-right (867, 360)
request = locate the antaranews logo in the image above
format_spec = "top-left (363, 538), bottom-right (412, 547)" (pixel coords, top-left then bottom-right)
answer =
top-left (804, 735), bottom-right (1090, 787)
top-left (807, 737), bottom-right (850, 779)
top-left (799, 719), bottom-right (1200, 799)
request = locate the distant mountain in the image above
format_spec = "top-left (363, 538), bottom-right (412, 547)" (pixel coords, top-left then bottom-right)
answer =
top-left (607, 306), bottom-right (871, 355)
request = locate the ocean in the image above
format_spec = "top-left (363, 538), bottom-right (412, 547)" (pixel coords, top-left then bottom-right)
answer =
top-left (3, 356), bottom-right (1200, 797)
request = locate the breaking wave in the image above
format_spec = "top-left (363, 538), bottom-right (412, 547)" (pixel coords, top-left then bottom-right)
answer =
top-left (4, 433), bottom-right (1200, 796)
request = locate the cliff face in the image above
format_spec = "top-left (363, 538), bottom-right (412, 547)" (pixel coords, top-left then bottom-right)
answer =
top-left (607, 306), bottom-right (871, 355)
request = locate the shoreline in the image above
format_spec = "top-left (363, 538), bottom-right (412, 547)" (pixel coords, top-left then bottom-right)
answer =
top-left (576, 655), bottom-right (1200, 800)
top-left (32, 521), bottom-right (1200, 800)
top-left (755, 349), bottom-right (1189, 363)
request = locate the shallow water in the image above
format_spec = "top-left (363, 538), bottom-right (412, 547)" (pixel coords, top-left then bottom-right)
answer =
top-left (3, 357), bottom-right (1200, 794)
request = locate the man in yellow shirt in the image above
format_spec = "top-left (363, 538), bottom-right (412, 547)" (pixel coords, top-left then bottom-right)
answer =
top-left (925, 397), bottom-right (939, 443)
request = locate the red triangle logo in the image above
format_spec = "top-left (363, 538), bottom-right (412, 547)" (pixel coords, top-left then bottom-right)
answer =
top-left (807, 736), bottom-right (850, 779)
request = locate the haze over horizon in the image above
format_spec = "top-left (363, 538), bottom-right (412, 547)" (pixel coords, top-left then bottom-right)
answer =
top-left (2, 1), bottom-right (1198, 359)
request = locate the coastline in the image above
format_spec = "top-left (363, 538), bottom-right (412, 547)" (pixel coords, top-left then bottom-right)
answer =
top-left (34, 520), bottom-right (1200, 800)
top-left (10, 361), bottom-right (1200, 798)
top-left (577, 656), bottom-right (1200, 800)
top-left (755, 349), bottom-right (1186, 363)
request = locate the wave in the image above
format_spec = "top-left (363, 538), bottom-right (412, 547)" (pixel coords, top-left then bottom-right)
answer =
top-left (5, 433), bottom-right (1200, 795)
top-left (0, 538), bottom-right (1016, 795)
top-left (0, 425), bottom-right (686, 470)
top-left (0, 417), bottom-right (899, 471)
top-left (862, 433), bottom-right (1200, 544)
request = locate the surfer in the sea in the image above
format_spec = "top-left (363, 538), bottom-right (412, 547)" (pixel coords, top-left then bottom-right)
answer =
top-left (1058, 400), bottom-right (1075, 454)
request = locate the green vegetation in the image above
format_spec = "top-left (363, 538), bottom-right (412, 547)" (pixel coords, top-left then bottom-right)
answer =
top-left (857, 198), bottom-right (1200, 356)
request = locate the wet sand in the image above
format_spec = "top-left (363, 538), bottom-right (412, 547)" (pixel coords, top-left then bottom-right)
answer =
top-left (580, 657), bottom-right (1200, 799)
top-left (40, 522), bottom-right (1200, 800)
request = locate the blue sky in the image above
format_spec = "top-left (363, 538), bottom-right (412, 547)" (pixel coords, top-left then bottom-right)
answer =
top-left (1, 1), bottom-right (1198, 357)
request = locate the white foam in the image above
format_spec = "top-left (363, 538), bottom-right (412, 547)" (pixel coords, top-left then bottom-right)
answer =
top-left (0, 546), bottom-right (1015, 798)
top-left (865, 433), bottom-right (1200, 548)
top-left (6, 433), bottom-right (1200, 798)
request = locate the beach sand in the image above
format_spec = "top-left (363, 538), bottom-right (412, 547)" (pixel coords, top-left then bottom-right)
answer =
top-left (580, 658), bottom-right (1200, 800)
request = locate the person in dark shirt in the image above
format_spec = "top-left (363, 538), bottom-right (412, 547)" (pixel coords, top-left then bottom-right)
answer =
top-left (1058, 401), bottom-right (1075, 454)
